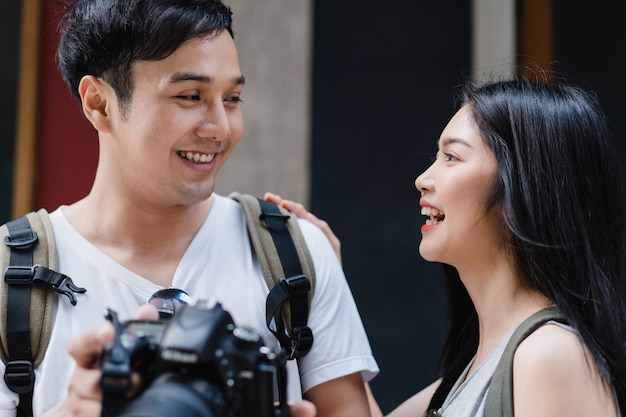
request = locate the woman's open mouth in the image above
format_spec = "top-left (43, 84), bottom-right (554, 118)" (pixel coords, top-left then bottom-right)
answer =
top-left (422, 206), bottom-right (445, 226)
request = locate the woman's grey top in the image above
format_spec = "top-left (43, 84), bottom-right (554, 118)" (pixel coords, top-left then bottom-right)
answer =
top-left (438, 325), bottom-right (517, 417)
top-left (436, 321), bottom-right (621, 417)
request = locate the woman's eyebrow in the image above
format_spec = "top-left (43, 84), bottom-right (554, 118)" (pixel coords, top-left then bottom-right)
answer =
top-left (439, 137), bottom-right (474, 148)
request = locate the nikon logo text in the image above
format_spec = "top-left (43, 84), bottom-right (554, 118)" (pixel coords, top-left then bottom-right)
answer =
top-left (161, 349), bottom-right (199, 364)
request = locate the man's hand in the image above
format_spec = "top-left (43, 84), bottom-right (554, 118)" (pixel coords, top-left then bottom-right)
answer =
top-left (41, 303), bottom-right (318, 417)
top-left (41, 305), bottom-right (159, 417)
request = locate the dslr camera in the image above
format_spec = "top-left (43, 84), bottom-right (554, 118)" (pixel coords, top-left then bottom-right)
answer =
top-left (100, 300), bottom-right (290, 417)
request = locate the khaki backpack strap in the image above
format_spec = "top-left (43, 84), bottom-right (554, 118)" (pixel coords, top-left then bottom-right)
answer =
top-left (484, 306), bottom-right (567, 417)
top-left (230, 192), bottom-right (315, 359)
top-left (0, 209), bottom-right (57, 368)
top-left (1, 209), bottom-right (86, 417)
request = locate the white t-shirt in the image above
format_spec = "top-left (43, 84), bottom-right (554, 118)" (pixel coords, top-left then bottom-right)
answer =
top-left (0, 194), bottom-right (378, 416)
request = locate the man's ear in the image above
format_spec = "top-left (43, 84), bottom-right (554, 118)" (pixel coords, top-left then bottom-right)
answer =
top-left (78, 75), bottom-right (116, 132)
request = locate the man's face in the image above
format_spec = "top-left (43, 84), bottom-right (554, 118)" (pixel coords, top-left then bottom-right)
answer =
top-left (102, 30), bottom-right (245, 208)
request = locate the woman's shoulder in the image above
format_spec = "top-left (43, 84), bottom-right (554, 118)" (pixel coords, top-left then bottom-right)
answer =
top-left (512, 323), bottom-right (617, 417)
top-left (515, 322), bottom-right (581, 370)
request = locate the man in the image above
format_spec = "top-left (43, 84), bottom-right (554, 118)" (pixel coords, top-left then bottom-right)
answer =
top-left (0, 0), bottom-right (378, 415)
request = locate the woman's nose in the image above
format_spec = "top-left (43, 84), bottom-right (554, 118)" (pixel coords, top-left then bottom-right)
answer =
top-left (415, 167), bottom-right (434, 193)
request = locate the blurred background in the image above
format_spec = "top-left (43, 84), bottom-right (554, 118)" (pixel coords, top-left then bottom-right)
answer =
top-left (1, 0), bottom-right (625, 413)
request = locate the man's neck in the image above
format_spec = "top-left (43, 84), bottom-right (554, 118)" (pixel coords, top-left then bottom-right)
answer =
top-left (61, 194), bottom-right (215, 286)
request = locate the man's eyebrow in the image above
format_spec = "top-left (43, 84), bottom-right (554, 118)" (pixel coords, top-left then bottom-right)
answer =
top-left (168, 72), bottom-right (246, 86)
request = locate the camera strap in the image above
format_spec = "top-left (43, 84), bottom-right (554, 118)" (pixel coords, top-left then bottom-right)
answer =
top-left (100, 309), bottom-right (133, 417)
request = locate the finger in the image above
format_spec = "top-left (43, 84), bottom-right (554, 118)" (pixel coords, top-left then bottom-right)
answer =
top-left (263, 192), bottom-right (283, 205)
top-left (263, 193), bottom-right (342, 262)
top-left (68, 322), bottom-right (115, 368)
top-left (289, 400), bottom-right (317, 417)
top-left (278, 199), bottom-right (307, 216)
top-left (46, 396), bottom-right (103, 417)
top-left (66, 366), bottom-right (104, 404)
top-left (136, 303), bottom-right (159, 320)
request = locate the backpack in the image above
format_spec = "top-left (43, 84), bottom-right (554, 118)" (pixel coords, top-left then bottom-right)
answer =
top-left (484, 305), bottom-right (567, 417)
top-left (426, 306), bottom-right (568, 417)
top-left (0, 193), bottom-right (315, 417)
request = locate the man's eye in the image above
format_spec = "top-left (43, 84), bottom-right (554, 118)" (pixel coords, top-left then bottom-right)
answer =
top-left (225, 96), bottom-right (243, 104)
top-left (177, 95), bottom-right (200, 101)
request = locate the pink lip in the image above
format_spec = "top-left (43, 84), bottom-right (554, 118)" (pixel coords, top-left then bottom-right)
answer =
top-left (419, 199), bottom-right (441, 233)
top-left (419, 198), bottom-right (436, 209)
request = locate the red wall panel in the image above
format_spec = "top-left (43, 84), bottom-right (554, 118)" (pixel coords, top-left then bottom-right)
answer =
top-left (36, 0), bottom-right (98, 211)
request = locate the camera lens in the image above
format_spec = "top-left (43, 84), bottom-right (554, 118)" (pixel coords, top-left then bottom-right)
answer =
top-left (118, 374), bottom-right (225, 417)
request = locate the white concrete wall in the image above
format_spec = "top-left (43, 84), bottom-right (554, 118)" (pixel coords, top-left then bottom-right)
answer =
top-left (216, 0), bottom-right (312, 206)
top-left (472, 0), bottom-right (516, 81)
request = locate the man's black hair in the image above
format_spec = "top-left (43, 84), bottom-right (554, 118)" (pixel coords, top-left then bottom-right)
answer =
top-left (57, 0), bottom-right (234, 112)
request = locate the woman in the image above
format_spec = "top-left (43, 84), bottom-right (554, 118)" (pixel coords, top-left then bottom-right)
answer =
top-left (267, 77), bottom-right (626, 416)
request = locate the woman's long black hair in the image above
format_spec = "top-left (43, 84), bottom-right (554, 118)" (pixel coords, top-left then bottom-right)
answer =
top-left (428, 77), bottom-right (626, 413)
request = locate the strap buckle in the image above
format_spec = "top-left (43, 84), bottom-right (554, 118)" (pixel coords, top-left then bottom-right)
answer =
top-left (4, 265), bottom-right (87, 305)
top-left (4, 232), bottom-right (38, 250)
top-left (259, 211), bottom-right (291, 222)
top-left (288, 326), bottom-right (314, 360)
top-left (282, 275), bottom-right (311, 297)
top-left (4, 360), bottom-right (35, 395)
top-left (33, 267), bottom-right (87, 306)
top-left (3, 265), bottom-right (40, 285)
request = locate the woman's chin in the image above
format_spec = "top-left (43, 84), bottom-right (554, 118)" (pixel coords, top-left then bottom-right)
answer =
top-left (418, 244), bottom-right (438, 262)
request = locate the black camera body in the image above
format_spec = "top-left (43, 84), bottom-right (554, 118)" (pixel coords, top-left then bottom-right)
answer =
top-left (100, 301), bottom-right (290, 417)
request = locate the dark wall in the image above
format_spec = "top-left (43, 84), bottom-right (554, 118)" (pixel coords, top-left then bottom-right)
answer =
top-left (311, 1), bottom-right (471, 413)
top-left (0, 0), bottom-right (21, 223)
top-left (552, 0), bottom-right (626, 224)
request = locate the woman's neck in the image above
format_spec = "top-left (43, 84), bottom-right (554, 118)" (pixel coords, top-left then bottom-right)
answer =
top-left (456, 257), bottom-right (553, 368)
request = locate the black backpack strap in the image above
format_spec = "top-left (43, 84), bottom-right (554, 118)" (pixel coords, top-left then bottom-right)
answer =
top-left (484, 306), bottom-right (567, 417)
top-left (258, 198), bottom-right (313, 360)
top-left (3, 216), bottom-right (37, 417)
top-left (1, 210), bottom-right (87, 417)
top-left (230, 193), bottom-right (315, 360)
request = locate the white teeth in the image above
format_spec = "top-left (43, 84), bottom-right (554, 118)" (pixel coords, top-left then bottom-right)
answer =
top-left (421, 206), bottom-right (445, 225)
top-left (178, 151), bottom-right (215, 164)
top-left (421, 206), bottom-right (443, 217)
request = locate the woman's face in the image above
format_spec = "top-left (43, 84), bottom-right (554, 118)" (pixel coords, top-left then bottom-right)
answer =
top-left (415, 105), bottom-right (501, 267)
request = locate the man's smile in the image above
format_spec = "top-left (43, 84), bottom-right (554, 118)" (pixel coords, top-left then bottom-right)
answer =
top-left (176, 151), bottom-right (216, 163)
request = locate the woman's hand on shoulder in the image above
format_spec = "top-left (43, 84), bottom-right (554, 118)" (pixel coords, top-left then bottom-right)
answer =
top-left (264, 192), bottom-right (342, 263)
top-left (513, 323), bottom-right (618, 417)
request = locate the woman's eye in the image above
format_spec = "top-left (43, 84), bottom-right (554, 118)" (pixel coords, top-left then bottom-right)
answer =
top-left (444, 153), bottom-right (458, 162)
top-left (225, 96), bottom-right (243, 104)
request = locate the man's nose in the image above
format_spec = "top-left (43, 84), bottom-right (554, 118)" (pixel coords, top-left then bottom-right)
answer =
top-left (196, 103), bottom-right (230, 140)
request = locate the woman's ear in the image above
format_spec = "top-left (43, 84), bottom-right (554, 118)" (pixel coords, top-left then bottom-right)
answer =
top-left (78, 75), bottom-right (115, 132)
